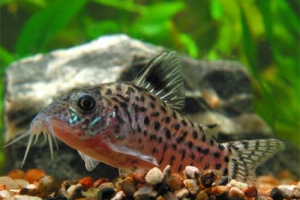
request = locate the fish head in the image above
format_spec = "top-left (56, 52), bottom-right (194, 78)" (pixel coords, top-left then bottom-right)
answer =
top-left (40, 87), bottom-right (116, 144)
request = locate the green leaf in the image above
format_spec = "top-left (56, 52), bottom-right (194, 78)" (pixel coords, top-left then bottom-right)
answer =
top-left (0, 46), bottom-right (14, 73)
top-left (178, 33), bottom-right (199, 58)
top-left (240, 9), bottom-right (257, 76)
top-left (137, 1), bottom-right (185, 23)
top-left (210, 0), bottom-right (223, 20)
top-left (16, 0), bottom-right (88, 57)
top-left (87, 20), bottom-right (120, 40)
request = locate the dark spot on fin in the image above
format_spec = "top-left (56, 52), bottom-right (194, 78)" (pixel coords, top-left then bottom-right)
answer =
top-left (133, 51), bottom-right (185, 110)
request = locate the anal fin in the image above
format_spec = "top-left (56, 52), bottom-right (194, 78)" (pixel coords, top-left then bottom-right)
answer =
top-left (78, 151), bottom-right (100, 171)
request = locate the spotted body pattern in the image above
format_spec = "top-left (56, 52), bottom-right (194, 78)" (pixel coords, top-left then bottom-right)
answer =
top-left (5, 52), bottom-right (285, 183)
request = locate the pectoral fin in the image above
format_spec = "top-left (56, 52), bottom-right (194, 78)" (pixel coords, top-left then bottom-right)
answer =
top-left (78, 151), bottom-right (100, 171)
top-left (107, 143), bottom-right (158, 166)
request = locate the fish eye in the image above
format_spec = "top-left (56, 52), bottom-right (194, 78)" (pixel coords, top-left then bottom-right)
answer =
top-left (77, 94), bottom-right (96, 112)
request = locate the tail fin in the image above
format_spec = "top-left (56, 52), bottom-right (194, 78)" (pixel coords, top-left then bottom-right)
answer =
top-left (225, 139), bottom-right (285, 184)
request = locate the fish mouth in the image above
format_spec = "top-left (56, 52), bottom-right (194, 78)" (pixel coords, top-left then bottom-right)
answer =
top-left (4, 112), bottom-right (58, 167)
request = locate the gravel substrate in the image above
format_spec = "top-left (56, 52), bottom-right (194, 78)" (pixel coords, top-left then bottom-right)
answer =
top-left (1, 166), bottom-right (299, 200)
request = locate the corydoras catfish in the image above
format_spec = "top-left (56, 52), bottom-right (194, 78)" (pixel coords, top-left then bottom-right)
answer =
top-left (5, 51), bottom-right (285, 183)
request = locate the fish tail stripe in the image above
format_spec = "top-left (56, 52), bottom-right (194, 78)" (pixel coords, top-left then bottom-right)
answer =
top-left (225, 139), bottom-right (285, 184)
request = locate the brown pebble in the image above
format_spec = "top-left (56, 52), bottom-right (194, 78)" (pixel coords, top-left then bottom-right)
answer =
top-left (94, 178), bottom-right (109, 187)
top-left (165, 173), bottom-right (184, 191)
top-left (164, 191), bottom-right (178, 200)
top-left (134, 171), bottom-right (147, 183)
top-left (199, 170), bottom-right (218, 188)
top-left (25, 168), bottom-right (46, 183)
top-left (79, 176), bottom-right (93, 190)
top-left (204, 185), bottom-right (228, 196)
top-left (120, 179), bottom-right (135, 197)
top-left (195, 190), bottom-right (209, 200)
top-left (7, 170), bottom-right (25, 179)
top-left (38, 175), bottom-right (62, 197)
top-left (243, 185), bottom-right (257, 198)
top-left (228, 187), bottom-right (245, 200)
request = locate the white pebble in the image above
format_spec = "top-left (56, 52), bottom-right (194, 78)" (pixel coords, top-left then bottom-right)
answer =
top-left (174, 188), bottom-right (189, 198)
top-left (12, 195), bottom-right (42, 200)
top-left (145, 167), bottom-right (164, 185)
top-left (0, 190), bottom-right (10, 198)
top-left (185, 166), bottom-right (199, 178)
top-left (111, 190), bottom-right (125, 200)
top-left (183, 179), bottom-right (199, 195)
top-left (229, 179), bottom-right (248, 189)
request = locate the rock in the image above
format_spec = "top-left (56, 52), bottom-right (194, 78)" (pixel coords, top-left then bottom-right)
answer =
top-left (174, 188), bottom-right (189, 198)
top-left (270, 188), bottom-right (283, 200)
top-left (0, 190), bottom-right (10, 199)
top-left (111, 190), bottom-right (125, 200)
top-left (24, 169), bottom-right (46, 184)
top-left (195, 190), bottom-right (208, 200)
top-left (185, 166), bottom-right (199, 179)
top-left (242, 185), bottom-right (257, 198)
top-left (204, 185), bottom-right (228, 196)
top-left (165, 173), bottom-right (184, 191)
top-left (145, 167), bottom-right (164, 185)
top-left (278, 185), bottom-right (300, 199)
top-left (183, 179), bottom-right (199, 195)
top-left (7, 170), bottom-right (25, 179)
top-left (79, 176), bottom-right (93, 190)
top-left (199, 170), bottom-right (218, 188)
top-left (228, 187), bottom-right (245, 200)
top-left (4, 34), bottom-right (296, 180)
top-left (228, 179), bottom-right (248, 190)
top-left (134, 185), bottom-right (153, 199)
top-left (119, 179), bottom-right (135, 197)
top-left (97, 187), bottom-right (115, 200)
top-left (10, 195), bottom-right (42, 200)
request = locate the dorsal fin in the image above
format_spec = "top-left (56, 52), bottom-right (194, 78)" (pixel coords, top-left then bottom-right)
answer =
top-left (133, 51), bottom-right (185, 110)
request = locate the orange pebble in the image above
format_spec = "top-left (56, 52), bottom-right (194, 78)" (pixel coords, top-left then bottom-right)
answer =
top-left (0, 184), bottom-right (7, 190)
top-left (7, 169), bottom-right (25, 179)
top-left (79, 176), bottom-right (93, 190)
top-left (25, 168), bottom-right (46, 183)
top-left (94, 178), bottom-right (109, 187)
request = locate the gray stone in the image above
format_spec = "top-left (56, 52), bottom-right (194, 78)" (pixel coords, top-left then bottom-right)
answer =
top-left (3, 34), bottom-right (298, 179)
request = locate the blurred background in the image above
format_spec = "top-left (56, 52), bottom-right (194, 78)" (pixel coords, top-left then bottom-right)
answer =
top-left (0, 0), bottom-right (299, 170)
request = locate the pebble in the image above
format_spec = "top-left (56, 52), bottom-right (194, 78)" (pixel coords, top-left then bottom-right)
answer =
top-left (11, 195), bottom-right (43, 200)
top-left (0, 189), bottom-right (10, 199)
top-left (67, 183), bottom-right (83, 198)
top-left (7, 169), bottom-right (25, 179)
top-left (165, 173), bottom-right (184, 191)
top-left (278, 184), bottom-right (300, 199)
top-left (163, 165), bottom-right (171, 177)
top-left (97, 182), bottom-right (114, 191)
top-left (94, 178), bottom-right (110, 187)
top-left (242, 185), bottom-right (257, 198)
top-left (97, 187), bottom-right (116, 200)
top-left (174, 188), bottom-right (189, 198)
top-left (79, 176), bottom-right (93, 190)
top-left (111, 190), bottom-right (125, 200)
top-left (82, 187), bottom-right (99, 199)
top-left (134, 185), bottom-right (153, 199)
top-left (38, 175), bottom-right (62, 197)
top-left (185, 166), bottom-right (199, 179)
top-left (25, 169), bottom-right (46, 183)
top-left (199, 170), bottom-right (217, 188)
top-left (228, 179), bottom-right (248, 189)
top-left (228, 186), bottom-right (245, 200)
top-left (204, 185), bottom-right (228, 196)
top-left (270, 188), bottom-right (283, 200)
top-left (145, 167), bottom-right (164, 185)
top-left (164, 191), bottom-right (178, 200)
top-left (120, 179), bottom-right (135, 197)
top-left (183, 179), bottom-right (199, 195)
top-left (195, 190), bottom-right (208, 200)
